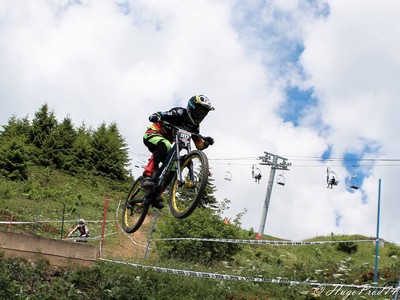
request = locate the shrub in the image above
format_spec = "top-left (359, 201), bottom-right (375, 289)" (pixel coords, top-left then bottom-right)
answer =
top-left (156, 208), bottom-right (244, 265)
top-left (336, 242), bottom-right (358, 254)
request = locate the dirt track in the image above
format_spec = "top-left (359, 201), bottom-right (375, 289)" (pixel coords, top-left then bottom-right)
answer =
top-left (103, 212), bottom-right (159, 260)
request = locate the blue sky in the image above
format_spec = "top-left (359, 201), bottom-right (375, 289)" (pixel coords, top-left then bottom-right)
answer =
top-left (280, 87), bottom-right (316, 126)
top-left (0, 0), bottom-right (399, 244)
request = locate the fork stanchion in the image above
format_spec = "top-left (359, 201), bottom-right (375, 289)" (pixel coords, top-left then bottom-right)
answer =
top-left (144, 209), bottom-right (160, 260)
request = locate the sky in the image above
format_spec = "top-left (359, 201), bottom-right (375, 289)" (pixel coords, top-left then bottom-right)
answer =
top-left (1, 0), bottom-right (399, 244)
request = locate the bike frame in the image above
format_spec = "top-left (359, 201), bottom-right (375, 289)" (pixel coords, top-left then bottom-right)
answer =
top-left (153, 123), bottom-right (196, 194)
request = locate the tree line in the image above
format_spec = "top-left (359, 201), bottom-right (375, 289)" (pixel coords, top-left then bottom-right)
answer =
top-left (0, 103), bottom-right (130, 181)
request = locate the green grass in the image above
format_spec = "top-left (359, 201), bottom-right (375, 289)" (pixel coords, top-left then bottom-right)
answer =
top-left (0, 166), bottom-right (130, 239)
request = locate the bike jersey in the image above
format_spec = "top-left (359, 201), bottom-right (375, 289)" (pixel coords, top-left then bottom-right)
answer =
top-left (145, 107), bottom-right (206, 149)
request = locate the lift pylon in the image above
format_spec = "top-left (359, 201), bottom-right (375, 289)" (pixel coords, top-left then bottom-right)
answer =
top-left (256, 152), bottom-right (291, 240)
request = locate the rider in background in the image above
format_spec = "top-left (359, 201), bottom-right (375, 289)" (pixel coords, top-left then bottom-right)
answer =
top-left (141, 95), bottom-right (215, 209)
top-left (68, 219), bottom-right (90, 239)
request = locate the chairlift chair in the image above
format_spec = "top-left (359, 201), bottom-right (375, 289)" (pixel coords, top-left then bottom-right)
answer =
top-left (224, 170), bottom-right (232, 181)
top-left (252, 165), bottom-right (262, 183)
top-left (348, 175), bottom-right (359, 190)
top-left (276, 174), bottom-right (285, 186)
top-left (134, 159), bottom-right (141, 168)
top-left (327, 167), bottom-right (339, 188)
top-left (134, 157), bottom-right (148, 169)
top-left (347, 166), bottom-right (359, 190)
top-left (224, 164), bottom-right (232, 181)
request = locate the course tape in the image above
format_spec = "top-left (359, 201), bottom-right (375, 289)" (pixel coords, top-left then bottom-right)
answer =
top-left (99, 258), bottom-right (395, 290)
top-left (150, 237), bottom-right (375, 245)
top-left (0, 220), bottom-right (116, 225)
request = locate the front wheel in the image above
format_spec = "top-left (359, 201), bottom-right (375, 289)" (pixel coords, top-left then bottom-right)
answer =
top-left (121, 177), bottom-right (149, 233)
top-left (169, 150), bottom-right (209, 219)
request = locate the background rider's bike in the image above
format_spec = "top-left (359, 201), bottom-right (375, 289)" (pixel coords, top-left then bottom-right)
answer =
top-left (121, 121), bottom-right (212, 234)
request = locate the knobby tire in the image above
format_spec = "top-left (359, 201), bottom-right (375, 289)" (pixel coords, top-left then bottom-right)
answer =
top-left (169, 150), bottom-right (209, 219)
top-left (122, 176), bottom-right (149, 233)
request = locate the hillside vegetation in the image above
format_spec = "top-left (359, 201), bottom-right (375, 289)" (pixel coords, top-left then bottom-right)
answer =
top-left (1, 105), bottom-right (399, 299)
top-left (1, 166), bottom-right (399, 299)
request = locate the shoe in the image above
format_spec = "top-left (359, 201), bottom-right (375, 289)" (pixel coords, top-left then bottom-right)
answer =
top-left (152, 198), bottom-right (165, 209)
top-left (141, 176), bottom-right (155, 188)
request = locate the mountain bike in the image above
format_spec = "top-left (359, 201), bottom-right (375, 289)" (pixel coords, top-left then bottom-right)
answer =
top-left (122, 121), bottom-right (212, 233)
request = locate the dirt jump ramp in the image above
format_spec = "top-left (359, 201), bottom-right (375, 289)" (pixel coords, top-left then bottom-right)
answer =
top-left (0, 231), bottom-right (99, 267)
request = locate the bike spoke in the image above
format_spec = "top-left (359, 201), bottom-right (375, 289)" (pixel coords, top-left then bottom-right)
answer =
top-left (169, 151), bottom-right (209, 219)
top-left (122, 177), bottom-right (149, 233)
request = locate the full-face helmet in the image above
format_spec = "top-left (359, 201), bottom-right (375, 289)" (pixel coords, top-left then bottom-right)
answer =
top-left (187, 95), bottom-right (215, 125)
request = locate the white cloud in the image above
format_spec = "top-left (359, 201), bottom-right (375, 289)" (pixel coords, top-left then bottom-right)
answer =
top-left (0, 0), bottom-right (399, 245)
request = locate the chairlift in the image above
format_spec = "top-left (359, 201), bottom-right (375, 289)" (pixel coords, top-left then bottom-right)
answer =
top-left (348, 175), bottom-right (359, 190)
top-left (134, 157), bottom-right (147, 169)
top-left (224, 165), bottom-right (232, 181)
top-left (252, 164), bottom-right (262, 184)
top-left (134, 159), bottom-right (142, 168)
top-left (224, 171), bottom-right (232, 181)
top-left (326, 167), bottom-right (339, 189)
top-left (276, 173), bottom-right (285, 186)
top-left (346, 166), bottom-right (359, 190)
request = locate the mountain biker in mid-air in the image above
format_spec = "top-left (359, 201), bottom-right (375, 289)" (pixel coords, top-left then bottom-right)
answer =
top-left (141, 95), bottom-right (215, 209)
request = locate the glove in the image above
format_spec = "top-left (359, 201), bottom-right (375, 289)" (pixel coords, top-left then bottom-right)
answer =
top-left (204, 136), bottom-right (214, 146)
top-left (149, 113), bottom-right (161, 123)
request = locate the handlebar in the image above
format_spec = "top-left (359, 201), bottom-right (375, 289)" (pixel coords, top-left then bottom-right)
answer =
top-left (160, 120), bottom-right (204, 140)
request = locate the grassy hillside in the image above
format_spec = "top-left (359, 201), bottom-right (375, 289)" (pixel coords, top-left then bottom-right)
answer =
top-left (1, 166), bottom-right (399, 299)
top-left (0, 166), bottom-right (130, 238)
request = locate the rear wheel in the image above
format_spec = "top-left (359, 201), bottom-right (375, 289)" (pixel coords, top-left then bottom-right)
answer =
top-left (122, 177), bottom-right (149, 233)
top-left (169, 150), bottom-right (209, 219)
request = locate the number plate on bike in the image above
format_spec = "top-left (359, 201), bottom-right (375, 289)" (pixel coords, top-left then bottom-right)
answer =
top-left (178, 129), bottom-right (191, 146)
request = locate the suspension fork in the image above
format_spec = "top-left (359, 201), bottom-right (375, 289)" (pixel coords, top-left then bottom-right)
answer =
top-left (174, 136), bottom-right (195, 186)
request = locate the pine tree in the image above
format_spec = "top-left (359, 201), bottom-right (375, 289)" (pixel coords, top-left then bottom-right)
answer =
top-left (0, 137), bottom-right (29, 180)
top-left (1, 115), bottom-right (31, 140)
top-left (108, 123), bottom-right (130, 179)
top-left (0, 115), bottom-right (31, 180)
top-left (91, 122), bottom-right (129, 181)
top-left (49, 116), bottom-right (77, 169)
top-left (1, 104), bottom-right (131, 181)
top-left (65, 123), bottom-right (94, 174)
top-left (203, 175), bottom-right (218, 207)
top-left (29, 103), bottom-right (58, 166)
